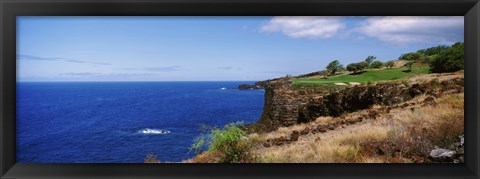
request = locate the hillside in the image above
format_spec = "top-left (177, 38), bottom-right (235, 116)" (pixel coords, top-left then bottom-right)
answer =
top-left (254, 90), bottom-right (464, 163)
top-left (184, 71), bottom-right (464, 163)
top-left (176, 42), bottom-right (466, 164)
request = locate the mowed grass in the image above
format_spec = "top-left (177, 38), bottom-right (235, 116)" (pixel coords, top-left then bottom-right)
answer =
top-left (293, 66), bottom-right (430, 87)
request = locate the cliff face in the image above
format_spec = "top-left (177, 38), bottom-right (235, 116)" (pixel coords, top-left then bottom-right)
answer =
top-left (257, 78), bottom-right (464, 130)
top-left (256, 79), bottom-right (329, 129)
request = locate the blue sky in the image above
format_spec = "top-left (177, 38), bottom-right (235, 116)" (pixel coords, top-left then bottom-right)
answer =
top-left (17, 16), bottom-right (464, 82)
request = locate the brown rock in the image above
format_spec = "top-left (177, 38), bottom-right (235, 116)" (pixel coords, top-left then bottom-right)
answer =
top-left (347, 119), bottom-right (356, 125)
top-left (367, 109), bottom-right (379, 119)
top-left (318, 128), bottom-right (327, 133)
top-left (263, 143), bottom-right (271, 148)
top-left (357, 119), bottom-right (363, 123)
top-left (327, 125), bottom-right (335, 130)
top-left (300, 127), bottom-right (310, 135)
top-left (290, 131), bottom-right (300, 141)
top-left (386, 107), bottom-right (392, 113)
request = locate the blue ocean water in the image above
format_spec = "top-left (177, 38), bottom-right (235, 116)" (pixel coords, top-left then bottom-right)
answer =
top-left (16, 82), bottom-right (264, 163)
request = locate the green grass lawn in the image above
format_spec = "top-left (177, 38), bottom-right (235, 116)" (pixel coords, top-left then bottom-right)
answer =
top-left (293, 66), bottom-right (430, 87)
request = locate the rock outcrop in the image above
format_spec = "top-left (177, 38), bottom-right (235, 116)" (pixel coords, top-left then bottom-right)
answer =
top-left (257, 78), bottom-right (464, 130)
top-left (429, 134), bottom-right (464, 163)
top-left (238, 80), bottom-right (269, 90)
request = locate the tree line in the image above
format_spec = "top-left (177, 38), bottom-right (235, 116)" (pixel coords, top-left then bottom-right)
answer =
top-left (325, 42), bottom-right (464, 75)
top-left (326, 56), bottom-right (395, 75)
top-left (399, 42), bottom-right (464, 73)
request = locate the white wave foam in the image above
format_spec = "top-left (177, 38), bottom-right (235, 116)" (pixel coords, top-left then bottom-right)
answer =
top-left (220, 87), bottom-right (227, 90)
top-left (140, 128), bottom-right (170, 134)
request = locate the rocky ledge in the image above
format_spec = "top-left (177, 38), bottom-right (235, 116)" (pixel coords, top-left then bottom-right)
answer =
top-left (256, 77), bottom-right (464, 130)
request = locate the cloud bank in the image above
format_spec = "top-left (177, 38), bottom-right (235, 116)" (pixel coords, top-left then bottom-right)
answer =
top-left (355, 16), bottom-right (464, 45)
top-left (261, 16), bottom-right (345, 39)
top-left (18, 55), bottom-right (112, 65)
top-left (261, 16), bottom-right (464, 45)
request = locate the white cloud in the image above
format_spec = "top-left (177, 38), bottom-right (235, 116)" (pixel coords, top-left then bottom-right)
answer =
top-left (355, 16), bottom-right (464, 45)
top-left (261, 16), bottom-right (345, 39)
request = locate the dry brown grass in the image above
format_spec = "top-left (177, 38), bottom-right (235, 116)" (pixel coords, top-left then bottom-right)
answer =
top-left (252, 92), bottom-right (464, 163)
top-left (254, 123), bottom-right (390, 163)
top-left (396, 93), bottom-right (464, 147)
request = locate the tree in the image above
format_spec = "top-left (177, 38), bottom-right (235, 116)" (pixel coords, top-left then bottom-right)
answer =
top-left (370, 61), bottom-right (384, 69)
top-left (357, 61), bottom-right (369, 72)
top-left (385, 61), bottom-right (395, 69)
top-left (418, 54), bottom-right (431, 64)
top-left (346, 63), bottom-right (359, 74)
top-left (422, 45), bottom-right (449, 56)
top-left (429, 42), bottom-right (464, 73)
top-left (399, 52), bottom-right (421, 61)
top-left (404, 61), bottom-right (414, 71)
top-left (365, 56), bottom-right (376, 67)
top-left (326, 60), bottom-right (343, 75)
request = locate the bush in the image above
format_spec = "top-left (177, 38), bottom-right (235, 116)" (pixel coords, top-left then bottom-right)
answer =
top-left (399, 52), bottom-right (422, 61)
top-left (370, 61), bottom-right (384, 69)
top-left (429, 42), bottom-right (464, 73)
top-left (420, 45), bottom-right (449, 56)
top-left (357, 61), bottom-right (369, 72)
top-left (403, 61), bottom-right (414, 71)
top-left (347, 61), bottom-right (369, 74)
top-left (190, 121), bottom-right (257, 163)
top-left (346, 63), bottom-right (359, 73)
top-left (385, 61), bottom-right (395, 69)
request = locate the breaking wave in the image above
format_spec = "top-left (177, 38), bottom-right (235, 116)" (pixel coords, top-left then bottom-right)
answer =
top-left (139, 128), bottom-right (170, 134)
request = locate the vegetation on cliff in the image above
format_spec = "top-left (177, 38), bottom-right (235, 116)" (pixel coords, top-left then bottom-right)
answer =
top-left (187, 122), bottom-right (257, 163)
top-left (398, 42), bottom-right (464, 73)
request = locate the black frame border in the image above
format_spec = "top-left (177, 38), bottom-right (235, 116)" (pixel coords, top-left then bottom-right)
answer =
top-left (1, 0), bottom-right (479, 178)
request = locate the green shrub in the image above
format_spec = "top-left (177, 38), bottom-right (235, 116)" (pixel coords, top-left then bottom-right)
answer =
top-left (420, 45), bottom-right (449, 56)
top-left (370, 61), bottom-right (384, 69)
top-left (429, 42), bottom-right (464, 73)
top-left (399, 52), bottom-right (422, 61)
top-left (190, 121), bottom-right (257, 163)
top-left (403, 61), bottom-right (414, 71)
top-left (346, 63), bottom-right (359, 73)
top-left (385, 61), bottom-right (395, 69)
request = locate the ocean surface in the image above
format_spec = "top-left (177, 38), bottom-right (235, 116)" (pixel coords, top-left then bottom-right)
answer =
top-left (16, 82), bottom-right (265, 163)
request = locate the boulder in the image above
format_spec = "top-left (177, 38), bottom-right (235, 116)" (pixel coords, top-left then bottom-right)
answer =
top-left (429, 147), bottom-right (456, 162)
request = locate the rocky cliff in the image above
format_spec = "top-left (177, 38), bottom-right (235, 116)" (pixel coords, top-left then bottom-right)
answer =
top-left (257, 78), bottom-right (464, 130)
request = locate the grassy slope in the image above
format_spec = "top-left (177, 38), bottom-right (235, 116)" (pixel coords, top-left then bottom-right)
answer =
top-left (293, 66), bottom-right (430, 87)
top-left (253, 92), bottom-right (464, 163)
